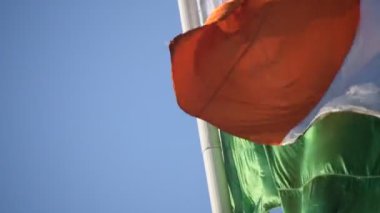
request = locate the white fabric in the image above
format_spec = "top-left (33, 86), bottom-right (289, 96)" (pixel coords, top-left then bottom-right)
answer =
top-left (284, 0), bottom-right (380, 144)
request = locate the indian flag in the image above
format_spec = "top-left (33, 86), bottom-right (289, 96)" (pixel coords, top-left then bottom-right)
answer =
top-left (171, 0), bottom-right (380, 212)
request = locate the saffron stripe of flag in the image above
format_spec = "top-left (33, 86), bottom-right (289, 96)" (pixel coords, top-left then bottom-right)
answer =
top-left (170, 0), bottom-right (380, 145)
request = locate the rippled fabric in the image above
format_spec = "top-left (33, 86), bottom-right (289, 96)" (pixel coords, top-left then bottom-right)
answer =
top-left (170, 0), bottom-right (360, 145)
top-left (220, 133), bottom-right (281, 212)
top-left (221, 112), bottom-right (380, 213)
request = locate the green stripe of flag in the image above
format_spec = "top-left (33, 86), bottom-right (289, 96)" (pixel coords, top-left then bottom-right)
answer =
top-left (221, 112), bottom-right (380, 213)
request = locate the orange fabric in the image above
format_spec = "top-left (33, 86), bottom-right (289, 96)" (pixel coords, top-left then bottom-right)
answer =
top-left (170, 0), bottom-right (360, 145)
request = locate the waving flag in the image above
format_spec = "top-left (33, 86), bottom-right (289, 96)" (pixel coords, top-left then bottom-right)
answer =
top-left (172, 0), bottom-right (380, 212)
top-left (170, 0), bottom-right (380, 145)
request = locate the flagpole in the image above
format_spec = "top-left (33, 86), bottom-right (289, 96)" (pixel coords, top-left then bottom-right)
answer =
top-left (196, 121), bottom-right (232, 213)
top-left (177, 1), bottom-right (232, 212)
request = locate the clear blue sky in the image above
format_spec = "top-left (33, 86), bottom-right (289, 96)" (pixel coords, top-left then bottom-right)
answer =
top-left (0, 0), bottom-right (211, 212)
top-left (0, 1), bottom-right (283, 212)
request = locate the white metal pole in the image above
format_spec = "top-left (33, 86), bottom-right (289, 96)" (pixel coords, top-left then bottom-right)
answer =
top-left (177, 1), bottom-right (232, 212)
top-left (196, 121), bottom-right (232, 213)
top-left (177, 0), bottom-right (201, 32)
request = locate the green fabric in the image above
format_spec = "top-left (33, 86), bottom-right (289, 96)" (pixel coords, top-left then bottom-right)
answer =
top-left (220, 133), bottom-right (281, 212)
top-left (220, 112), bottom-right (380, 213)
